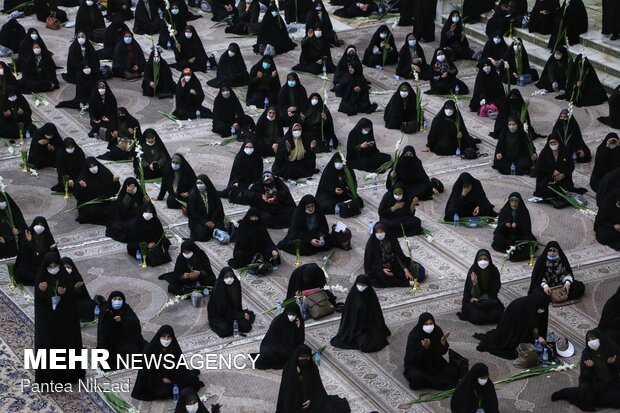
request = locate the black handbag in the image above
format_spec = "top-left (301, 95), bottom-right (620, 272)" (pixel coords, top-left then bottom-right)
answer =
top-left (400, 120), bottom-right (418, 134)
top-left (331, 224), bottom-right (352, 250)
top-left (338, 199), bottom-right (361, 218)
top-left (449, 349), bottom-right (469, 378)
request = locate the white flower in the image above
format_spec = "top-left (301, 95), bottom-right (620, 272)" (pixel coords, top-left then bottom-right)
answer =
top-left (337, 150), bottom-right (347, 165)
top-left (523, 122), bottom-right (529, 133)
top-left (29, 169), bottom-right (39, 178)
top-left (325, 284), bottom-right (347, 294)
top-left (175, 120), bottom-right (183, 129)
top-left (34, 100), bottom-right (41, 108)
top-left (164, 0), bottom-right (170, 9)
top-left (413, 69), bottom-right (419, 82)
top-left (567, 101), bottom-right (574, 119)
top-left (364, 172), bottom-right (378, 181)
top-left (0, 176), bottom-right (5, 193)
top-left (425, 234), bottom-right (434, 243)
top-left (578, 208), bottom-right (596, 217)
top-left (7, 146), bottom-right (14, 155)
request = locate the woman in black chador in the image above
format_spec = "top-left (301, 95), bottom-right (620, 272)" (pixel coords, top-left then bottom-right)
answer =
top-left (364, 222), bottom-right (423, 287)
top-left (16, 28), bottom-right (52, 73)
top-left (444, 172), bottom-right (496, 221)
top-left (404, 312), bottom-right (459, 390)
top-left (27, 123), bottom-right (63, 170)
top-left (174, 26), bottom-right (211, 72)
top-left (536, 45), bottom-right (569, 92)
top-left (362, 25), bottom-right (398, 69)
top-left (599, 286), bottom-right (620, 345)
top-left (253, 4), bottom-right (296, 55)
top-left (228, 207), bottom-right (280, 269)
top-left (158, 240), bottom-right (216, 295)
top-left (254, 302), bottom-right (304, 369)
top-left (34, 0), bottom-right (68, 23)
top-left (0, 87), bottom-right (36, 141)
top-left (97, 18), bottom-right (130, 60)
top-left (481, 31), bottom-right (508, 66)
top-left (492, 192), bottom-right (537, 261)
top-left (220, 141), bottom-right (263, 201)
top-left (131, 325), bottom-right (204, 401)
top-left (207, 267), bottom-right (256, 337)
top-left (333, 45), bottom-right (361, 93)
top-left (549, 109), bottom-right (591, 163)
top-left (246, 171), bottom-right (296, 228)
top-left (56, 61), bottom-right (98, 110)
top-left (560, 54), bottom-right (608, 108)
top-left (285, 262), bottom-right (330, 299)
top-left (246, 55), bottom-right (280, 108)
top-left (458, 249), bottom-right (505, 325)
top-left (395, 33), bottom-right (430, 81)
top-left (0, 191), bottom-right (26, 259)
top-left (283, 0), bottom-right (311, 23)
top-left (172, 68), bottom-right (212, 120)
top-left (278, 194), bottom-right (332, 256)
top-left (157, 2), bottom-right (185, 50)
top-left (493, 117), bottom-right (534, 175)
top-left (212, 86), bottom-right (254, 138)
top-left (528, 0), bottom-right (559, 35)
top-left (134, 129), bottom-right (171, 180)
top-left (337, 61), bottom-right (378, 115)
top-left (426, 49), bottom-right (469, 95)
top-left (62, 32), bottom-right (100, 84)
top-left (211, 0), bottom-right (235, 22)
top-left (528, 241), bottom-right (585, 301)
top-left (34, 253), bottom-right (84, 385)
top-left (96, 290), bottom-right (147, 370)
top-left (461, 0), bottom-right (494, 23)
top-left (399, 0), bottom-right (437, 41)
top-left (73, 157), bottom-right (120, 225)
top-left (112, 31), bottom-right (145, 79)
top-left (14, 217), bottom-right (56, 285)
top-left (225, 0), bottom-right (259, 35)
top-left (548, 0), bottom-right (587, 48)
top-left (132, 0), bottom-right (161, 35)
top-left (0, 20), bottom-right (26, 56)
top-left (425, 100), bottom-right (476, 156)
top-left (440, 10), bottom-right (474, 60)
top-left (303, 92), bottom-right (338, 152)
top-left (276, 344), bottom-right (351, 412)
top-left (19, 42), bottom-right (59, 93)
top-left (142, 49), bottom-right (175, 98)
top-left (470, 58), bottom-right (505, 114)
top-left (105, 177), bottom-right (147, 242)
top-left (277, 72), bottom-right (308, 127)
top-left (598, 85), bottom-right (620, 129)
top-left (306, 1), bottom-right (342, 47)
top-left (272, 123), bottom-right (317, 180)
top-left (333, 0), bottom-right (379, 18)
top-left (61, 257), bottom-right (96, 322)
top-left (552, 329), bottom-right (620, 410)
top-left (206, 43), bottom-right (249, 88)
top-left (378, 184), bottom-right (422, 236)
top-left (603, 0), bottom-right (620, 39)
top-left (385, 146), bottom-right (440, 201)
top-left (292, 27), bottom-right (336, 75)
top-left (127, 203), bottom-right (172, 266)
top-left (174, 388), bottom-right (221, 413)
top-left (345, 118), bottom-right (390, 172)
top-left (106, 0), bottom-right (133, 21)
top-left (157, 153), bottom-right (197, 209)
top-left (492, 89), bottom-right (538, 139)
top-left (97, 107), bottom-right (141, 161)
top-left (384, 82), bottom-right (419, 132)
top-left (51, 138), bottom-right (85, 193)
top-left (88, 80), bottom-right (118, 137)
top-left (595, 190), bottom-right (620, 251)
top-left (534, 136), bottom-right (585, 202)
top-left (0, 62), bottom-right (18, 103)
top-left (255, 107), bottom-right (284, 157)
top-left (591, 133), bottom-right (620, 192)
top-left (500, 38), bottom-right (539, 86)
top-left (475, 293), bottom-right (550, 359)
top-left (187, 174), bottom-right (225, 241)
top-left (315, 152), bottom-right (363, 215)
top-left (331, 274), bottom-right (390, 352)
top-left (450, 363), bottom-right (499, 413)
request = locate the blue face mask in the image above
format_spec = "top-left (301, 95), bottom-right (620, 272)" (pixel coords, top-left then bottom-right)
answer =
top-left (171, 8), bottom-right (179, 14)
top-left (361, 129), bottom-right (370, 135)
top-left (493, 37), bottom-right (502, 45)
top-left (554, 54), bottom-right (562, 60)
top-left (287, 80), bottom-right (296, 87)
top-left (547, 254), bottom-right (560, 261)
top-left (123, 36), bottom-right (132, 45)
top-left (111, 300), bottom-right (123, 310)
top-left (451, 16), bottom-right (460, 23)
top-left (262, 61), bottom-right (271, 70)
top-left (408, 39), bottom-right (417, 47)
top-left (171, 163), bottom-right (181, 171)
top-left (271, 10), bottom-right (278, 16)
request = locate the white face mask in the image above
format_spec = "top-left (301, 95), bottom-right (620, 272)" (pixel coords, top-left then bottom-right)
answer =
top-left (508, 125), bottom-right (518, 133)
top-left (31, 33), bottom-right (39, 41)
top-left (185, 404), bottom-right (199, 413)
top-left (221, 91), bottom-right (231, 99)
top-left (78, 37), bottom-right (87, 45)
top-left (244, 147), bottom-right (254, 155)
top-left (142, 212), bottom-right (153, 221)
top-left (47, 266), bottom-right (60, 275)
top-left (379, 33), bottom-right (387, 39)
top-left (196, 184), bottom-right (206, 192)
top-left (292, 130), bottom-right (302, 139)
top-left (587, 339), bottom-right (600, 351)
top-left (356, 284), bottom-right (367, 292)
top-left (267, 114), bottom-right (276, 121)
top-left (89, 166), bottom-right (98, 174)
top-left (66, 147), bottom-right (75, 154)
top-left (287, 314), bottom-right (297, 322)
top-left (98, 88), bottom-right (106, 95)
top-left (0, 202), bottom-right (6, 210)
top-left (160, 338), bottom-right (172, 347)
top-left (478, 378), bottom-right (488, 386)
top-left (393, 194), bottom-right (403, 201)
top-left (83, 68), bottom-right (91, 75)
top-left (493, 37), bottom-right (502, 44)
top-left (444, 109), bottom-right (454, 117)
top-left (183, 75), bottom-right (191, 82)
top-left (228, 50), bottom-right (235, 57)
top-left (185, 32), bottom-right (192, 39)
top-left (513, 45), bottom-right (520, 52)
top-left (477, 260), bottom-right (489, 269)
top-left (310, 98), bottom-right (319, 106)
top-left (399, 91), bottom-right (409, 98)
top-left (66, 268), bottom-right (73, 274)
top-left (422, 324), bottom-right (435, 334)
top-left (183, 252), bottom-right (193, 259)
top-left (223, 277), bottom-right (235, 285)
top-left (146, 140), bottom-right (156, 146)
top-left (361, 129), bottom-right (370, 135)
top-left (334, 162), bottom-right (344, 170)
top-left (8, 96), bottom-right (17, 102)
top-left (33, 48), bottom-right (41, 55)
top-left (315, 30), bottom-right (322, 38)
top-left (375, 232), bottom-right (385, 241)
top-left (86, 0), bottom-right (94, 5)
top-left (549, 144), bottom-right (559, 151)
top-left (436, 54), bottom-right (446, 62)
top-left (33, 224), bottom-right (45, 234)
top-left (483, 66), bottom-right (492, 74)
top-left (537, 308), bottom-right (545, 314)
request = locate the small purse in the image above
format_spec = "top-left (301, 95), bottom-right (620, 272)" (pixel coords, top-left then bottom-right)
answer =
top-left (448, 349), bottom-right (469, 378)
top-left (338, 199), bottom-right (361, 218)
top-left (46, 12), bottom-right (61, 30)
top-left (304, 290), bottom-right (335, 319)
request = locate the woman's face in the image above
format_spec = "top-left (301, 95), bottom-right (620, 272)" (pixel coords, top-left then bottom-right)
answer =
top-left (348, 65), bottom-right (355, 75)
top-left (547, 248), bottom-right (559, 258)
top-left (509, 199), bottom-right (519, 209)
top-left (424, 319), bottom-right (434, 326)
top-left (161, 333), bottom-right (172, 340)
top-left (305, 203), bottom-right (315, 214)
top-left (267, 109), bottom-right (276, 118)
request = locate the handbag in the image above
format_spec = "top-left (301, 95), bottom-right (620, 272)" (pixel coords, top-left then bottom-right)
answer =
top-left (514, 343), bottom-right (538, 368)
top-left (123, 71), bottom-right (142, 80)
top-left (303, 290), bottom-right (335, 319)
top-left (448, 349), bottom-right (469, 378)
top-left (46, 12), bottom-right (61, 30)
top-left (548, 285), bottom-right (568, 304)
top-left (400, 120), bottom-right (418, 134)
top-left (331, 224), bottom-right (352, 250)
top-left (338, 199), bottom-right (361, 218)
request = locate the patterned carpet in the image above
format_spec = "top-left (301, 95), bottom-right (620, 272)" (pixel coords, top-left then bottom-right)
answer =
top-left (0, 1), bottom-right (619, 412)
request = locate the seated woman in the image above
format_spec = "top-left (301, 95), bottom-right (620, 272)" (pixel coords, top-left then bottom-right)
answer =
top-left (480, 31), bottom-right (508, 67)
top-left (337, 61), bottom-right (378, 115)
top-left (246, 56), bottom-right (280, 109)
top-left (105, 177), bottom-right (148, 243)
top-left (175, 388), bottom-right (221, 413)
top-left (444, 172), bottom-right (496, 221)
top-left (528, 0), bottom-right (559, 35)
top-left (207, 267), bottom-right (256, 337)
top-left (450, 363), bottom-right (499, 413)
top-left (362, 25), bottom-right (398, 69)
top-left (0, 87), bottom-right (37, 141)
top-left (97, 109), bottom-right (141, 161)
top-left (14, 217), bottom-right (56, 285)
top-left (225, 0), bottom-right (260, 35)
top-left (595, 191), bottom-right (620, 251)
top-left (384, 82), bottom-right (419, 132)
top-left (462, 0), bottom-right (494, 23)
top-left (254, 302), bottom-right (304, 369)
top-left (440, 10), bottom-right (474, 60)
top-left (534, 136), bottom-right (586, 204)
top-left (96, 291), bottom-right (146, 370)
top-left (560, 54), bottom-right (608, 107)
top-left (255, 107), bottom-right (284, 157)
top-left (27, 123), bottom-right (62, 170)
top-left (492, 89), bottom-right (539, 139)
top-left (484, 0), bottom-right (519, 41)
top-left (277, 73), bottom-right (308, 127)
top-left (228, 208), bottom-right (281, 270)
top-left (425, 100), bottom-right (476, 156)
top-left (286, 262), bottom-right (328, 298)
top-left (306, 0), bottom-right (342, 47)
top-left (549, 109), bottom-right (591, 163)
top-left (56, 61), bottom-right (97, 110)
top-left (378, 184), bottom-right (422, 236)
top-left (386, 146), bottom-right (441, 201)
top-left (591, 133), bottom-right (620, 193)
top-left (493, 117), bottom-right (535, 175)
top-left (0, 62), bottom-right (18, 103)
top-left (97, 18), bottom-right (130, 60)
top-left (19, 42), bottom-right (59, 93)
top-left (157, 154), bottom-right (197, 209)
top-left (157, 2), bottom-right (186, 50)
top-left (132, 0), bottom-right (161, 35)
top-left (599, 286), bottom-right (620, 345)
top-left (172, 68), bottom-right (212, 120)
top-left (112, 31), bottom-right (145, 79)
top-left (333, 45), bottom-right (362, 94)
top-left (187, 174), bottom-right (225, 241)
top-left (0, 191), bottom-right (27, 259)
top-left (220, 141), bottom-right (263, 201)
top-left (426, 49), bottom-right (469, 95)
top-left (458, 249), bottom-right (504, 325)
top-left (211, 0), bottom-right (236, 22)
top-left (62, 32), bottom-right (100, 84)
top-left (127, 203), bottom-right (172, 267)
top-left (276, 344), bottom-right (351, 412)
top-left (212, 86), bottom-right (253, 138)
top-left (331, 274), bottom-right (390, 352)
top-left (500, 38), bottom-right (539, 85)
top-left (315, 152), bottom-right (363, 215)
top-left (61, 257), bottom-right (96, 323)
top-left (469, 58), bottom-right (505, 114)
top-left (277, 194), bottom-right (332, 256)
top-left (292, 27), bottom-right (336, 75)
top-left (206, 43), bottom-right (249, 88)
top-left (303, 92), bottom-right (338, 153)
top-left (598, 85), bottom-right (620, 129)
top-left (395, 33), bottom-right (430, 81)
top-left (246, 171), bottom-right (296, 229)
top-left (88, 80), bottom-right (118, 137)
top-left (106, 0), bottom-right (133, 21)
top-left (404, 312), bottom-right (459, 390)
top-left (134, 129), bottom-right (171, 180)
top-left (365, 222), bottom-right (424, 288)
top-left (16, 28), bottom-right (52, 73)
top-left (333, 0), bottom-right (379, 18)
top-left (492, 192), bottom-right (537, 261)
top-left (34, 0), bottom-right (68, 23)
top-left (142, 49), bottom-right (175, 99)
top-left (552, 329), bottom-right (620, 410)
top-left (536, 46), bottom-right (569, 92)
top-left (158, 240), bottom-right (217, 295)
top-left (345, 118), bottom-right (390, 172)
top-left (475, 293), bottom-right (550, 359)
top-left (51, 138), bottom-right (86, 193)
top-left (529, 241), bottom-right (585, 302)
top-left (272, 123), bottom-right (317, 180)
top-left (73, 157), bottom-right (120, 225)
top-left (253, 4), bottom-right (297, 55)
top-left (173, 26), bottom-right (210, 73)
top-left (131, 325), bottom-right (203, 400)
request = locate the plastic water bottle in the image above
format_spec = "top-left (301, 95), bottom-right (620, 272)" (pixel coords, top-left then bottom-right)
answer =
top-left (454, 84), bottom-right (460, 95)
top-left (79, 102), bottom-right (84, 110)
top-left (542, 347), bottom-right (549, 365)
top-left (534, 338), bottom-right (543, 354)
top-left (329, 137), bottom-right (335, 150)
top-left (264, 96), bottom-right (269, 107)
top-left (135, 249), bottom-right (142, 263)
top-left (334, 203), bottom-right (340, 215)
top-left (172, 384), bottom-right (179, 402)
top-left (94, 304), bottom-right (100, 320)
top-left (313, 351), bottom-right (321, 367)
top-left (549, 332), bottom-right (557, 344)
top-left (195, 110), bottom-right (201, 119)
top-left (455, 146), bottom-right (461, 157)
top-left (572, 151), bottom-right (577, 162)
top-left (167, 40), bottom-right (172, 50)
top-left (276, 300), bottom-right (282, 313)
top-left (368, 221), bottom-right (374, 234)
top-left (231, 127), bottom-right (237, 138)
top-left (453, 212), bottom-right (460, 227)
top-left (510, 162), bottom-right (516, 175)
top-left (206, 60), bottom-right (211, 71)
top-left (203, 287), bottom-right (210, 297)
top-left (25, 130), bottom-right (31, 139)
top-left (233, 320), bottom-right (239, 337)
top-left (322, 63), bottom-right (327, 73)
